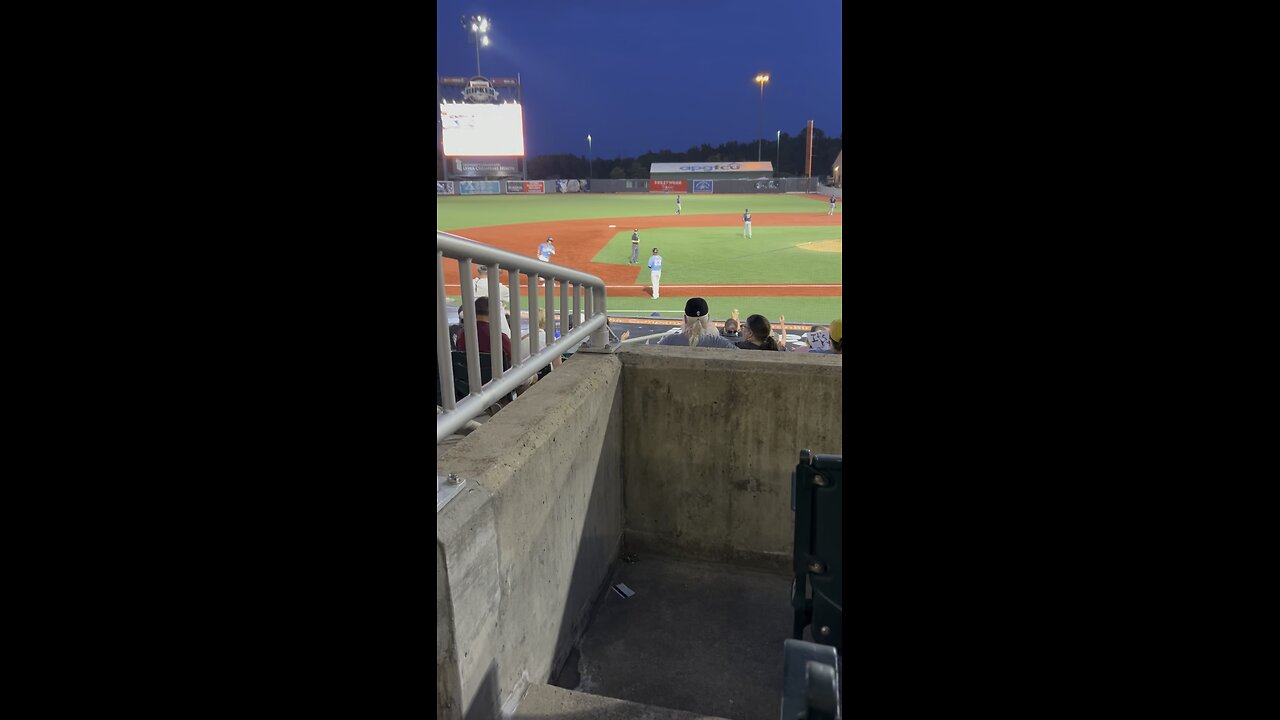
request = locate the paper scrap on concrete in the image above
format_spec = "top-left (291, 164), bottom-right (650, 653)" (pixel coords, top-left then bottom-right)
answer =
top-left (612, 583), bottom-right (635, 599)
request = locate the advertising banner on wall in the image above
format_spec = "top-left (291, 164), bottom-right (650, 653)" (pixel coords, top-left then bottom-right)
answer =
top-left (459, 180), bottom-right (502, 195)
top-left (454, 159), bottom-right (519, 176)
top-left (649, 162), bottom-right (772, 174)
top-left (650, 179), bottom-right (688, 192)
top-left (505, 180), bottom-right (545, 194)
top-left (556, 180), bottom-right (567, 193)
top-left (692, 180), bottom-right (714, 193)
top-left (437, 181), bottom-right (455, 195)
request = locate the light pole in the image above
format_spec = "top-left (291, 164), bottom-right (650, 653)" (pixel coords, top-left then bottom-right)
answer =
top-left (776, 130), bottom-right (781, 177)
top-left (754, 73), bottom-right (770, 161)
top-left (587, 134), bottom-right (593, 180)
top-left (462, 15), bottom-right (490, 76)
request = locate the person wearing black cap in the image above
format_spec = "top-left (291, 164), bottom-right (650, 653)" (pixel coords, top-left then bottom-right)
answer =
top-left (657, 298), bottom-right (739, 349)
top-left (630, 229), bottom-right (640, 264)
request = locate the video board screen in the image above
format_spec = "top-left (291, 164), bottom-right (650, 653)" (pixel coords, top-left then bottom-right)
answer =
top-left (440, 103), bottom-right (525, 157)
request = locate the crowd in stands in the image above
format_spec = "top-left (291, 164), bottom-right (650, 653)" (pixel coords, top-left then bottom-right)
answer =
top-left (443, 291), bottom-right (840, 429)
top-left (648, 297), bottom-right (841, 356)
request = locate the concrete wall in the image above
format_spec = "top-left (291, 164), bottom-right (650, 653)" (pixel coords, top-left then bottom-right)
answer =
top-left (436, 348), bottom-right (842, 718)
top-left (619, 346), bottom-right (842, 573)
top-left (437, 353), bottom-right (625, 719)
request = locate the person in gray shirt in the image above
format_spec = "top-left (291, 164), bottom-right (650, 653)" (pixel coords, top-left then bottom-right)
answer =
top-left (657, 297), bottom-right (740, 349)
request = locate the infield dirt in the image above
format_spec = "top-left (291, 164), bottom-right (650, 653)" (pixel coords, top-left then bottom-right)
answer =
top-left (443, 212), bottom-right (841, 299)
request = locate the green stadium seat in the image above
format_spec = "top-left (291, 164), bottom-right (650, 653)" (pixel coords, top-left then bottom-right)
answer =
top-left (791, 449), bottom-right (842, 654)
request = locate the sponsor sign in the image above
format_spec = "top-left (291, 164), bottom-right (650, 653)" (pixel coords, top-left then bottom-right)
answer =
top-left (692, 180), bottom-right (714, 193)
top-left (649, 161), bottom-right (773, 174)
top-left (505, 180), bottom-right (545, 194)
top-left (454, 158), bottom-right (519, 176)
top-left (436, 181), bottom-right (455, 195)
top-left (556, 179), bottom-right (567, 193)
top-left (458, 180), bottom-right (502, 195)
top-left (650, 179), bottom-right (688, 192)
top-left (567, 179), bottom-right (580, 193)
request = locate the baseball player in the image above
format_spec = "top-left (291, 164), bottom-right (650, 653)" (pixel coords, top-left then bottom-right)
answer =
top-left (630, 229), bottom-right (640, 264)
top-left (828, 194), bottom-right (837, 215)
top-left (648, 247), bottom-right (663, 299)
top-left (675, 195), bottom-right (681, 215)
top-left (537, 236), bottom-right (556, 262)
top-left (743, 208), bottom-right (752, 238)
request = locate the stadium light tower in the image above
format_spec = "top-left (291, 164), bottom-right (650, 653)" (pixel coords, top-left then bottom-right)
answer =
top-left (587, 134), bottom-right (593, 180)
top-left (754, 73), bottom-right (770, 161)
top-left (776, 130), bottom-right (781, 177)
top-left (462, 15), bottom-right (491, 76)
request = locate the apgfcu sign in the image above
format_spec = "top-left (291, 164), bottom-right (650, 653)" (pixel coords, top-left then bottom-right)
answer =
top-left (679, 163), bottom-right (742, 172)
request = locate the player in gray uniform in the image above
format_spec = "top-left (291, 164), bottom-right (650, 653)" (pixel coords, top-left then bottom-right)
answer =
top-left (630, 229), bottom-right (640, 264)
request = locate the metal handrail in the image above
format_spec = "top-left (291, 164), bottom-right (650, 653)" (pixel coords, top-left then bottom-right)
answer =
top-left (437, 231), bottom-right (610, 443)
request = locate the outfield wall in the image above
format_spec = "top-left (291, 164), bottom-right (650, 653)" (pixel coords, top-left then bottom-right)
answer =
top-left (438, 177), bottom-right (818, 195)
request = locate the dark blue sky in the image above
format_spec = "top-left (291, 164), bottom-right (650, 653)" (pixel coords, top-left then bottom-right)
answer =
top-left (436, 0), bottom-right (842, 159)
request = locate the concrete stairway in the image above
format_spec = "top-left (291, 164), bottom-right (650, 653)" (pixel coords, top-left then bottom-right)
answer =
top-left (513, 684), bottom-right (734, 720)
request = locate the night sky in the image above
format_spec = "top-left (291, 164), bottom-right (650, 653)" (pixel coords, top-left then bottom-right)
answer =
top-left (435, 0), bottom-right (842, 159)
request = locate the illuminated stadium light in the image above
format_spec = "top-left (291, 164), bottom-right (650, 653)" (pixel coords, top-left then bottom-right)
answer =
top-left (754, 73), bottom-right (771, 162)
top-left (462, 15), bottom-right (492, 76)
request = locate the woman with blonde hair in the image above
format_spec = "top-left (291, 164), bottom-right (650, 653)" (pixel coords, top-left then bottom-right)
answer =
top-left (656, 298), bottom-right (739, 349)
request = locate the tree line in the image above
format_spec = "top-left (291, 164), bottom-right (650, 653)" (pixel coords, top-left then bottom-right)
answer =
top-left (524, 125), bottom-right (841, 181)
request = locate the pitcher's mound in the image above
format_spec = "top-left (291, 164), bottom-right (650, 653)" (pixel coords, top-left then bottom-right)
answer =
top-left (797, 240), bottom-right (842, 253)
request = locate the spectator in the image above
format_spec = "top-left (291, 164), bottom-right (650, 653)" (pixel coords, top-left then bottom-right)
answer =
top-left (455, 297), bottom-right (512, 358)
top-left (473, 265), bottom-right (513, 337)
top-left (736, 314), bottom-right (787, 351)
top-left (722, 317), bottom-right (742, 338)
top-left (807, 326), bottom-right (823, 347)
top-left (657, 298), bottom-right (739, 349)
top-left (520, 309), bottom-right (563, 372)
top-left (809, 319), bottom-right (842, 355)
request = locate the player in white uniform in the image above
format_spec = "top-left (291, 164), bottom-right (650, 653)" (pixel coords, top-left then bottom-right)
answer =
top-left (675, 195), bottom-right (681, 215)
top-left (743, 209), bottom-right (752, 238)
top-left (647, 248), bottom-right (663, 299)
top-left (828, 195), bottom-right (836, 215)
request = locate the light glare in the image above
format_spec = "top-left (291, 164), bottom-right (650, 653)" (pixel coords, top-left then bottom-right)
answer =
top-left (482, 36), bottom-right (489, 46)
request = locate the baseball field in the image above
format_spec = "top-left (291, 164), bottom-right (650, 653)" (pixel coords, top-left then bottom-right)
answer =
top-left (438, 192), bottom-right (842, 325)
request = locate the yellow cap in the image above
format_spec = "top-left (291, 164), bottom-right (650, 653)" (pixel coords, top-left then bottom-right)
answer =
top-left (829, 319), bottom-right (842, 343)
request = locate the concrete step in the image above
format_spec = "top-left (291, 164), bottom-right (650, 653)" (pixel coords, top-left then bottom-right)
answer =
top-left (513, 683), bottom-right (735, 720)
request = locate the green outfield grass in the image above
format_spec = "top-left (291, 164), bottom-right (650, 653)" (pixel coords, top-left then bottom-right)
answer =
top-left (438, 191), bottom-right (843, 324)
top-left (594, 227), bottom-right (842, 285)
top-left (437, 192), bottom-right (837, 230)
top-left (447, 295), bottom-right (841, 329)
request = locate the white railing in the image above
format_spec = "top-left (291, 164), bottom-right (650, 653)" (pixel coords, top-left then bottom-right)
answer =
top-left (437, 231), bottom-right (610, 443)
